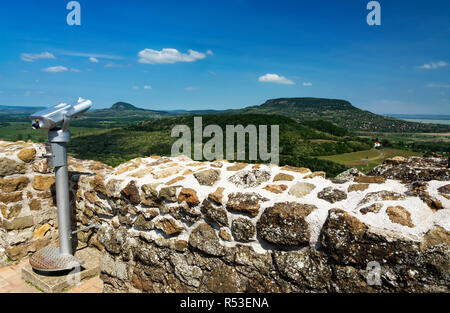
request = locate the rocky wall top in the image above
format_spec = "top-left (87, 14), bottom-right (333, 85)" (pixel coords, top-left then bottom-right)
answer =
top-left (78, 153), bottom-right (449, 251)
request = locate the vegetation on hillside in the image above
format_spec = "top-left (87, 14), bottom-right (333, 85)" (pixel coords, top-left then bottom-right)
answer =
top-left (69, 114), bottom-right (372, 176)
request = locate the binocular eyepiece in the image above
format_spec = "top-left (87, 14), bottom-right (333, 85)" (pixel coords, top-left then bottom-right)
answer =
top-left (30, 97), bottom-right (93, 130)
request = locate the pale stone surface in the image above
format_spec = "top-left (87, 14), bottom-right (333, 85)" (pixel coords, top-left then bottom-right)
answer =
top-left (288, 182), bottom-right (315, 198)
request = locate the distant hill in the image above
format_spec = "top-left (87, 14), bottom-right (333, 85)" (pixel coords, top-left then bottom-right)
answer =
top-left (229, 98), bottom-right (450, 133)
top-left (80, 102), bottom-right (169, 125)
top-left (110, 102), bottom-right (145, 111)
top-left (2, 98), bottom-right (450, 133)
top-left (0, 105), bottom-right (46, 115)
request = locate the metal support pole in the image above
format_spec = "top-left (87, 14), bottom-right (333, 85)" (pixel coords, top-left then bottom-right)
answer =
top-left (48, 130), bottom-right (72, 256)
top-left (54, 147), bottom-right (72, 256)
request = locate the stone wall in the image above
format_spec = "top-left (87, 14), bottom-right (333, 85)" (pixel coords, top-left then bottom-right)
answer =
top-left (0, 140), bottom-right (110, 265)
top-left (1, 140), bottom-right (449, 292)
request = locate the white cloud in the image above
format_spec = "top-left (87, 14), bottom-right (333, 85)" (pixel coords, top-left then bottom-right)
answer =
top-left (302, 82), bottom-right (312, 86)
top-left (427, 83), bottom-right (450, 88)
top-left (70, 68), bottom-right (81, 72)
top-left (138, 48), bottom-right (209, 64)
top-left (21, 52), bottom-right (55, 62)
top-left (184, 87), bottom-right (199, 91)
top-left (58, 51), bottom-right (123, 60)
top-left (206, 50), bottom-right (214, 56)
top-left (258, 73), bottom-right (294, 85)
top-left (89, 57), bottom-right (99, 63)
top-left (42, 66), bottom-right (68, 73)
top-left (143, 85), bottom-right (152, 90)
top-left (418, 61), bottom-right (448, 69)
top-left (132, 86), bottom-right (139, 90)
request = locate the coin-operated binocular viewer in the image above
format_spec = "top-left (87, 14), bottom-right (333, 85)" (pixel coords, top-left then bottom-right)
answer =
top-left (29, 98), bottom-right (93, 272)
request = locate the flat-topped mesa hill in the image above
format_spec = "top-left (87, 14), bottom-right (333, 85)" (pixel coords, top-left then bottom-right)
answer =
top-left (232, 97), bottom-right (450, 133)
top-left (0, 140), bottom-right (449, 292)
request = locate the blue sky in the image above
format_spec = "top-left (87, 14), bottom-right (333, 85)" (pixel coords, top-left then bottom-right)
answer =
top-left (0, 0), bottom-right (449, 114)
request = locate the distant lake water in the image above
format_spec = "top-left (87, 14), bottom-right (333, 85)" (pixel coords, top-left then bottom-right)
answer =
top-left (403, 119), bottom-right (450, 125)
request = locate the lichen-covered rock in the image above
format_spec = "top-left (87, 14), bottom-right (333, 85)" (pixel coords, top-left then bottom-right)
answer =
top-left (32, 159), bottom-right (50, 174)
top-left (219, 228), bottom-right (232, 241)
top-left (0, 192), bottom-right (22, 204)
top-left (201, 199), bottom-right (228, 226)
top-left (226, 192), bottom-right (268, 217)
top-left (422, 226), bottom-right (450, 250)
top-left (386, 206), bottom-right (414, 228)
top-left (335, 168), bottom-right (364, 181)
top-left (318, 187), bottom-right (347, 203)
top-left (189, 223), bottom-right (225, 256)
top-left (154, 217), bottom-right (184, 236)
top-left (97, 226), bottom-right (127, 255)
top-left (438, 184), bottom-right (450, 195)
top-left (232, 217), bottom-right (255, 242)
top-left (273, 248), bottom-right (332, 291)
top-left (29, 199), bottom-right (41, 211)
top-left (288, 182), bottom-right (315, 198)
top-left (256, 202), bottom-right (316, 246)
top-left (120, 180), bottom-right (140, 205)
top-left (0, 158), bottom-right (26, 177)
top-left (159, 186), bottom-right (178, 202)
top-left (140, 183), bottom-right (161, 207)
top-left (134, 214), bottom-right (155, 231)
top-left (358, 190), bottom-right (406, 206)
top-left (1, 203), bottom-right (21, 219)
top-left (0, 177), bottom-right (29, 192)
top-left (405, 182), bottom-right (444, 211)
top-left (2, 216), bottom-right (34, 231)
top-left (194, 169), bottom-right (220, 186)
top-left (170, 253), bottom-right (203, 288)
top-left (369, 156), bottom-right (450, 182)
top-left (359, 203), bottom-right (383, 215)
top-left (165, 202), bottom-right (201, 224)
top-left (228, 169), bottom-right (270, 188)
top-left (348, 183), bottom-right (369, 192)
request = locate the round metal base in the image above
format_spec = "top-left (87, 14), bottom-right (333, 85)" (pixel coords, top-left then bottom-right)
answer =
top-left (30, 246), bottom-right (84, 272)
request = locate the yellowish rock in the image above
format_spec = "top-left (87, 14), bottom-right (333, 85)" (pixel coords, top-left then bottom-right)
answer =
top-left (263, 184), bottom-right (288, 194)
top-left (304, 171), bottom-right (326, 179)
top-left (34, 224), bottom-right (51, 239)
top-left (165, 176), bottom-right (185, 185)
top-left (17, 148), bottom-right (36, 163)
top-left (386, 206), bottom-right (414, 228)
top-left (33, 176), bottom-right (55, 191)
top-left (0, 176), bottom-right (30, 192)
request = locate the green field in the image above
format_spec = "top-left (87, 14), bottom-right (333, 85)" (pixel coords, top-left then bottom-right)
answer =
top-left (318, 148), bottom-right (423, 172)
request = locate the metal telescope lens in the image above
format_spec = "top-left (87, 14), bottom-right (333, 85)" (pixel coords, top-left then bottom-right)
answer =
top-left (31, 119), bottom-right (41, 129)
